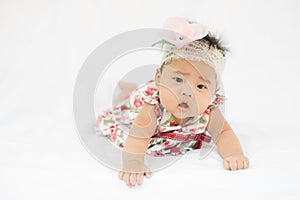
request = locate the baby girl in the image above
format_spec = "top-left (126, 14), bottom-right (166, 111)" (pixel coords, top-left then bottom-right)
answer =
top-left (95, 16), bottom-right (249, 188)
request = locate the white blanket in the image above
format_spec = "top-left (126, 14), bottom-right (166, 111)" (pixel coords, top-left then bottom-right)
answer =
top-left (1, 0), bottom-right (299, 199)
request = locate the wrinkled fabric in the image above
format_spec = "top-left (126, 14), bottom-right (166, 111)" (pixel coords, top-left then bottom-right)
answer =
top-left (95, 80), bottom-right (226, 156)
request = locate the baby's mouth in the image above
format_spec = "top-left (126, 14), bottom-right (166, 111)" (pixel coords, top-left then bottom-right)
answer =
top-left (178, 102), bottom-right (189, 109)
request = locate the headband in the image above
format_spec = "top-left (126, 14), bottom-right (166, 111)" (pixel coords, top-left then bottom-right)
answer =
top-left (152, 16), bottom-right (226, 75)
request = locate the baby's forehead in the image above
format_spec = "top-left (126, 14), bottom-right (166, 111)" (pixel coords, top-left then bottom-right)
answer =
top-left (163, 59), bottom-right (217, 82)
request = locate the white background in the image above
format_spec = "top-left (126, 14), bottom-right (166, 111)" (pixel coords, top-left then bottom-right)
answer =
top-left (1, 0), bottom-right (300, 199)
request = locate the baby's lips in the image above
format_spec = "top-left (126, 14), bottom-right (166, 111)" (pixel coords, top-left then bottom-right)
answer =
top-left (178, 101), bottom-right (189, 108)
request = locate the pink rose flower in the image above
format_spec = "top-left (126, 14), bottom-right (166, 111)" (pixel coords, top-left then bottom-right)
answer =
top-left (161, 16), bottom-right (209, 49)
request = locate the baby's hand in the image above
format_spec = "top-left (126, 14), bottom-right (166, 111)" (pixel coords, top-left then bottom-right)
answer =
top-left (118, 161), bottom-right (151, 188)
top-left (223, 154), bottom-right (249, 170)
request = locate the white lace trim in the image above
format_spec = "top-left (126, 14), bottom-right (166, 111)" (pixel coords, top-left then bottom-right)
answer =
top-left (161, 40), bottom-right (225, 75)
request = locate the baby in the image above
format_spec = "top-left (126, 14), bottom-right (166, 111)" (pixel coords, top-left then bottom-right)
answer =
top-left (95, 16), bottom-right (249, 188)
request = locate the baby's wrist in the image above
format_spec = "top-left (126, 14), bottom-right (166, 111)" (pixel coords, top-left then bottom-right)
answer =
top-left (223, 153), bottom-right (245, 158)
top-left (122, 150), bottom-right (145, 171)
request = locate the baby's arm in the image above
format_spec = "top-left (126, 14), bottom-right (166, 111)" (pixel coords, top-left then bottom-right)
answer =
top-left (118, 102), bottom-right (157, 187)
top-left (207, 108), bottom-right (249, 170)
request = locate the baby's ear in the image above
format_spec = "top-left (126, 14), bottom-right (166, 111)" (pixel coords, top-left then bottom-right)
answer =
top-left (155, 68), bottom-right (161, 84)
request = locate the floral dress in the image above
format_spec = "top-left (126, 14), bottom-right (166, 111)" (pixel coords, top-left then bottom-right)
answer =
top-left (95, 80), bottom-right (226, 156)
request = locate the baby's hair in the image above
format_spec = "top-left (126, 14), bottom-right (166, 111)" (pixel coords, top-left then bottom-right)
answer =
top-left (201, 33), bottom-right (229, 56)
top-left (160, 32), bottom-right (229, 71)
top-left (187, 19), bottom-right (229, 56)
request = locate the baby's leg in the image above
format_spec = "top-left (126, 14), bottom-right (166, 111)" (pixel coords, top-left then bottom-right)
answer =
top-left (113, 81), bottom-right (138, 105)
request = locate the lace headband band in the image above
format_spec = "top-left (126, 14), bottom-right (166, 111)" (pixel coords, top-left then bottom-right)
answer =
top-left (161, 39), bottom-right (225, 75)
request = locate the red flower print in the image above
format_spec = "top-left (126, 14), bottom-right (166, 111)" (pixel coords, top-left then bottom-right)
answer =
top-left (111, 134), bottom-right (116, 141)
top-left (190, 128), bottom-right (196, 134)
top-left (158, 126), bottom-right (163, 133)
top-left (170, 147), bottom-right (181, 153)
top-left (170, 121), bottom-right (178, 126)
top-left (119, 142), bottom-right (124, 147)
top-left (120, 105), bottom-right (130, 111)
top-left (162, 141), bottom-right (170, 147)
top-left (145, 86), bottom-right (157, 96)
top-left (133, 97), bottom-right (143, 108)
top-left (213, 97), bottom-right (223, 105)
top-left (110, 125), bottom-right (117, 141)
top-left (150, 151), bottom-right (164, 157)
top-left (199, 125), bottom-right (205, 130)
top-left (203, 105), bottom-right (213, 115)
top-left (102, 111), bottom-right (108, 115)
top-left (109, 125), bottom-right (115, 131)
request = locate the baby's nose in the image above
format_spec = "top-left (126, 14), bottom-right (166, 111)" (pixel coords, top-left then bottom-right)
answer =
top-left (180, 90), bottom-right (193, 97)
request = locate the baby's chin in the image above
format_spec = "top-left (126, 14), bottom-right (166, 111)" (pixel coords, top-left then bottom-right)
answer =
top-left (173, 108), bottom-right (210, 120)
top-left (163, 103), bottom-right (208, 120)
top-left (171, 111), bottom-right (200, 121)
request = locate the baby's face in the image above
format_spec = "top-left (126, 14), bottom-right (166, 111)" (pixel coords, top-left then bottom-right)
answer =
top-left (155, 58), bottom-right (217, 123)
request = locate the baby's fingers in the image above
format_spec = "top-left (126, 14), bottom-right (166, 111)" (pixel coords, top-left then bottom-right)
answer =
top-left (123, 173), bottom-right (134, 188)
top-left (118, 171), bottom-right (124, 180)
top-left (223, 155), bottom-right (250, 170)
top-left (136, 173), bottom-right (144, 185)
top-left (237, 159), bottom-right (244, 170)
top-left (223, 158), bottom-right (237, 170)
top-left (243, 157), bottom-right (250, 169)
top-left (144, 166), bottom-right (152, 178)
top-left (223, 159), bottom-right (230, 170)
top-left (229, 159), bottom-right (237, 170)
top-left (129, 173), bottom-right (137, 186)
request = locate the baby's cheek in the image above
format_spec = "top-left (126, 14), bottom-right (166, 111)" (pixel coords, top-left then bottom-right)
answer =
top-left (195, 93), bottom-right (211, 113)
top-left (159, 87), bottom-right (179, 105)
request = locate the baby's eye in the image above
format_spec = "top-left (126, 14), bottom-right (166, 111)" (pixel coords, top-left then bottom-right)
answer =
top-left (173, 77), bottom-right (183, 83)
top-left (197, 84), bottom-right (207, 90)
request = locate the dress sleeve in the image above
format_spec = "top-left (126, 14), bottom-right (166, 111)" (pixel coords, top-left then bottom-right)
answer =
top-left (130, 80), bottom-right (159, 105)
top-left (203, 93), bottom-right (227, 115)
top-left (127, 80), bottom-right (162, 124)
top-left (143, 90), bottom-right (159, 105)
top-left (211, 94), bottom-right (226, 108)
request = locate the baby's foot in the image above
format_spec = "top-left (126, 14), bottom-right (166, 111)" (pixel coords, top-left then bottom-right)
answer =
top-left (113, 81), bottom-right (138, 105)
top-left (118, 81), bottom-right (138, 91)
